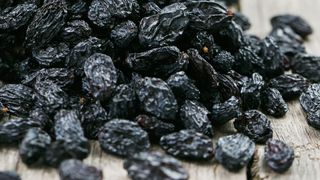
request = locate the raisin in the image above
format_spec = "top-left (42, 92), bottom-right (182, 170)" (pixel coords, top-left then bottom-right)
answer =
top-left (160, 130), bottom-right (214, 160)
top-left (34, 80), bottom-right (69, 114)
top-left (59, 20), bottom-right (92, 46)
top-left (22, 68), bottom-right (74, 89)
top-left (216, 21), bottom-right (245, 51)
top-left (211, 51), bottom-right (235, 73)
top-left (180, 100), bottom-right (213, 137)
top-left (135, 77), bottom-right (178, 120)
top-left (233, 12), bottom-right (251, 31)
top-left (80, 101), bottom-right (109, 139)
top-left (45, 109), bottom-right (90, 166)
top-left (135, 114), bottom-right (175, 142)
top-left (25, 1), bottom-right (67, 48)
top-left (141, 2), bottom-right (161, 16)
top-left (217, 74), bottom-right (240, 100)
top-left (88, 0), bottom-right (139, 28)
top-left (108, 84), bottom-right (137, 119)
top-left (98, 119), bottom-right (150, 157)
top-left (0, 118), bottom-right (40, 144)
top-left (186, 48), bottom-right (220, 107)
top-left (299, 84), bottom-right (320, 129)
top-left (0, 84), bottom-right (35, 116)
top-left (19, 128), bottom-right (51, 165)
top-left (211, 96), bottom-right (241, 125)
top-left (190, 31), bottom-right (222, 61)
top-left (264, 139), bottom-right (294, 173)
top-left (111, 20), bottom-right (138, 48)
top-left (269, 26), bottom-right (305, 59)
top-left (59, 159), bottom-right (103, 180)
top-left (257, 37), bottom-right (285, 79)
top-left (291, 54), bottom-right (320, 83)
top-left (82, 53), bottom-right (117, 101)
top-left (233, 46), bottom-right (263, 75)
top-left (215, 133), bottom-right (255, 171)
top-left (261, 88), bottom-right (288, 117)
top-left (124, 151), bottom-right (188, 180)
top-left (66, 37), bottom-right (109, 76)
top-left (240, 73), bottom-right (265, 110)
top-left (234, 110), bottom-right (273, 143)
top-left (32, 43), bottom-right (70, 67)
top-left (306, 111), bottom-right (320, 129)
top-left (125, 46), bottom-right (187, 79)
top-left (269, 74), bottom-right (310, 100)
top-left (166, 71), bottom-right (200, 102)
top-left (271, 14), bottom-right (313, 38)
top-left (185, 1), bottom-right (232, 31)
top-left (0, 171), bottom-right (21, 180)
top-left (0, 3), bottom-right (37, 32)
top-left (28, 107), bottom-right (53, 134)
top-left (139, 3), bottom-right (189, 48)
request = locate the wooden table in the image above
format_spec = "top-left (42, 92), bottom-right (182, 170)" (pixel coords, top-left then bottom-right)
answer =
top-left (1, 0), bottom-right (320, 179)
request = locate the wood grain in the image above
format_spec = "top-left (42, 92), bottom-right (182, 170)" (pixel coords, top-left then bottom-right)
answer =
top-left (1, 0), bottom-right (320, 179)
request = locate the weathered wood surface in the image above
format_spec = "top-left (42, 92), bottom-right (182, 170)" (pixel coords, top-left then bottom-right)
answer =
top-left (1, 0), bottom-right (320, 179)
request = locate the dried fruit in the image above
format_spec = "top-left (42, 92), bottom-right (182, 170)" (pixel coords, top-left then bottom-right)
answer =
top-left (0, 118), bottom-right (40, 144)
top-left (125, 46), bottom-right (187, 79)
top-left (108, 84), bottom-right (137, 119)
top-left (82, 53), bottom-right (117, 101)
top-left (166, 71), bottom-right (200, 102)
top-left (19, 128), bottom-right (51, 165)
top-left (215, 133), bottom-right (255, 171)
top-left (59, 159), bottom-right (103, 180)
top-left (271, 14), bottom-right (313, 38)
top-left (180, 100), bottom-right (213, 137)
top-left (0, 84), bottom-right (35, 116)
top-left (299, 84), bottom-right (320, 129)
top-left (291, 54), bottom-right (320, 83)
top-left (139, 3), bottom-right (189, 48)
top-left (211, 96), bottom-right (241, 125)
top-left (0, 3), bottom-right (37, 31)
top-left (160, 130), bottom-right (214, 160)
top-left (98, 119), bottom-right (150, 157)
top-left (135, 77), bottom-right (178, 120)
top-left (80, 101), bottom-right (109, 139)
top-left (124, 151), bottom-right (188, 180)
top-left (261, 88), bottom-right (288, 117)
top-left (240, 73), bottom-right (265, 110)
top-left (269, 74), bottom-right (309, 100)
top-left (45, 109), bottom-right (89, 166)
top-left (25, 1), bottom-right (67, 48)
top-left (185, 1), bottom-right (232, 31)
top-left (135, 114), bottom-right (175, 142)
top-left (264, 139), bottom-right (294, 173)
top-left (234, 110), bottom-right (273, 143)
top-left (111, 20), bottom-right (138, 48)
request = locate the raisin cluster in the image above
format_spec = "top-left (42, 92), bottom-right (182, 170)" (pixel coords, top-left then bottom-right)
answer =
top-left (1, 0), bottom-right (317, 178)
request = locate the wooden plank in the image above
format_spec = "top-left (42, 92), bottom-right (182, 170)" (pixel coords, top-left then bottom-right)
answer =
top-left (241, 1), bottom-right (320, 180)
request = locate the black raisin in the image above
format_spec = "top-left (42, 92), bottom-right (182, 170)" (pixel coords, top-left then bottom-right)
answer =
top-left (98, 119), bottom-right (150, 157)
top-left (234, 110), bottom-right (273, 143)
top-left (160, 130), bottom-right (214, 161)
top-left (19, 128), bottom-right (51, 165)
top-left (59, 159), bottom-right (103, 180)
top-left (264, 139), bottom-right (294, 173)
top-left (124, 151), bottom-right (188, 180)
top-left (215, 133), bottom-right (255, 171)
top-left (135, 77), bottom-right (178, 120)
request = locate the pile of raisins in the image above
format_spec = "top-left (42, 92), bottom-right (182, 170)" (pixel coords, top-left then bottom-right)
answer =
top-left (1, 0), bottom-right (319, 178)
